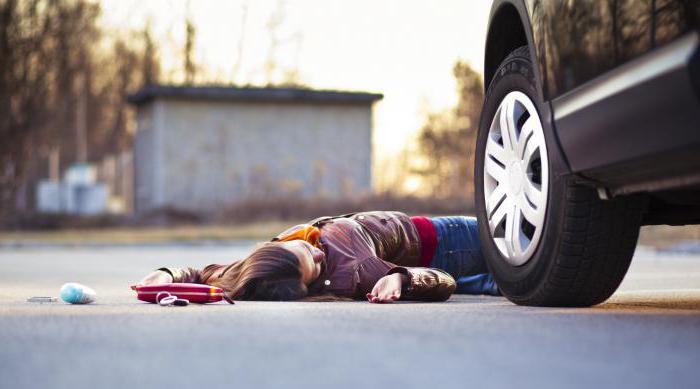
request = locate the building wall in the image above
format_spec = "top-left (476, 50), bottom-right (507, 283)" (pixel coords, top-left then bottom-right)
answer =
top-left (133, 103), bottom-right (156, 212)
top-left (135, 99), bottom-right (373, 212)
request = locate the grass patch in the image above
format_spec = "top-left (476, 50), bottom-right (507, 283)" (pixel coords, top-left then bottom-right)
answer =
top-left (639, 224), bottom-right (700, 248)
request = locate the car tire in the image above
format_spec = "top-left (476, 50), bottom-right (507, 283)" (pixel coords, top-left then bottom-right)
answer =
top-left (474, 46), bottom-right (648, 307)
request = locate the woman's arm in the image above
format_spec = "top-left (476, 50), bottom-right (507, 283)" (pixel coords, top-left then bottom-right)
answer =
top-left (131, 269), bottom-right (174, 290)
top-left (367, 267), bottom-right (456, 303)
top-left (132, 264), bottom-right (228, 289)
top-left (366, 272), bottom-right (406, 303)
top-left (357, 255), bottom-right (456, 303)
top-left (394, 267), bottom-right (456, 301)
top-left (155, 267), bottom-right (201, 283)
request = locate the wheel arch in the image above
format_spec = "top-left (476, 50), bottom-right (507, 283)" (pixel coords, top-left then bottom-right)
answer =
top-left (485, 1), bottom-right (543, 100)
top-left (484, 0), bottom-right (572, 174)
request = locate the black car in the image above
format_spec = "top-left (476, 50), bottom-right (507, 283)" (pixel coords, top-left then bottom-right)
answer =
top-left (475, 0), bottom-right (700, 306)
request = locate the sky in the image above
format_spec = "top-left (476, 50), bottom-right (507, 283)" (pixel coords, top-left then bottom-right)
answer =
top-left (99, 0), bottom-right (492, 188)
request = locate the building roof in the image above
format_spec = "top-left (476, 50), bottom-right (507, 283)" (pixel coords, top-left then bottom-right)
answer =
top-left (127, 85), bottom-right (383, 106)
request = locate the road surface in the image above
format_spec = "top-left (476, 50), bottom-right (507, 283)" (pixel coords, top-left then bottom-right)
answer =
top-left (0, 243), bottom-right (699, 389)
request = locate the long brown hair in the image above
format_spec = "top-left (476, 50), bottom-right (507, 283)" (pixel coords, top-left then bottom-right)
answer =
top-left (210, 243), bottom-right (308, 301)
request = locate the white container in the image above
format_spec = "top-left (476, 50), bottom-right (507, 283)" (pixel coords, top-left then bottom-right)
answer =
top-left (36, 180), bottom-right (62, 213)
top-left (59, 283), bottom-right (97, 304)
top-left (64, 163), bottom-right (97, 186)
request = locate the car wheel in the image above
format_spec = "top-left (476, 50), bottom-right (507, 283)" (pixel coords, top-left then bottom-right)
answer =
top-left (474, 46), bottom-right (648, 307)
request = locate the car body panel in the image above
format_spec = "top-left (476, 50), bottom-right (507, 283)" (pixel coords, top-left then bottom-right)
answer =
top-left (486, 0), bottom-right (700, 196)
top-left (552, 32), bottom-right (700, 183)
top-left (533, 0), bottom-right (699, 100)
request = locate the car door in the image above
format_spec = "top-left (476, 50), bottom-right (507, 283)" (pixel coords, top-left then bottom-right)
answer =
top-left (537, 0), bottom-right (700, 189)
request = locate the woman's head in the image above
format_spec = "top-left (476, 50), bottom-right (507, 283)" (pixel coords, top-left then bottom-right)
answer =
top-left (211, 241), bottom-right (325, 301)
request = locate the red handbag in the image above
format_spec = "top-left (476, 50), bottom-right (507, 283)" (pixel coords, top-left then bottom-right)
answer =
top-left (134, 283), bottom-right (226, 304)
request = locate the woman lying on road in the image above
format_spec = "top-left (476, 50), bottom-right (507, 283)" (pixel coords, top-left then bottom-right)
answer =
top-left (134, 211), bottom-right (500, 303)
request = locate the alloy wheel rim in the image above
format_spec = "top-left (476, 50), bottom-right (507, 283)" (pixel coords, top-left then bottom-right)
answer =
top-left (483, 91), bottom-right (549, 266)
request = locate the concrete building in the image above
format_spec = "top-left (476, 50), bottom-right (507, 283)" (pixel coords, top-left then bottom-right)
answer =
top-left (128, 85), bottom-right (382, 213)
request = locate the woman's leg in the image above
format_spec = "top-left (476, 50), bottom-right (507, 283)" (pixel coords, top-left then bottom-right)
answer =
top-left (454, 273), bottom-right (499, 296)
top-left (430, 216), bottom-right (500, 296)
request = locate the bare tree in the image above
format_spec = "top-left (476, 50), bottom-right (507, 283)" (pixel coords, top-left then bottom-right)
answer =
top-left (142, 21), bottom-right (159, 85)
top-left (232, 0), bottom-right (249, 84)
top-left (184, 12), bottom-right (197, 84)
top-left (263, 0), bottom-right (303, 86)
top-left (0, 0), bottom-right (100, 219)
top-left (0, 0), bottom-right (160, 223)
top-left (414, 61), bottom-right (484, 200)
top-left (264, 1), bottom-right (284, 85)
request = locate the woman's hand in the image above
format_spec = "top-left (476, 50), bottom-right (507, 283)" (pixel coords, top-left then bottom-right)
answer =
top-left (130, 270), bottom-right (173, 290)
top-left (367, 273), bottom-right (406, 303)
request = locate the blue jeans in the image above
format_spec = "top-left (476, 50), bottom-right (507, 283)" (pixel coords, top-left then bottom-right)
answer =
top-left (429, 216), bottom-right (500, 296)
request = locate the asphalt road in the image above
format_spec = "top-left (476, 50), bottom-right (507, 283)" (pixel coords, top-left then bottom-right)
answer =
top-left (1, 243), bottom-right (699, 389)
